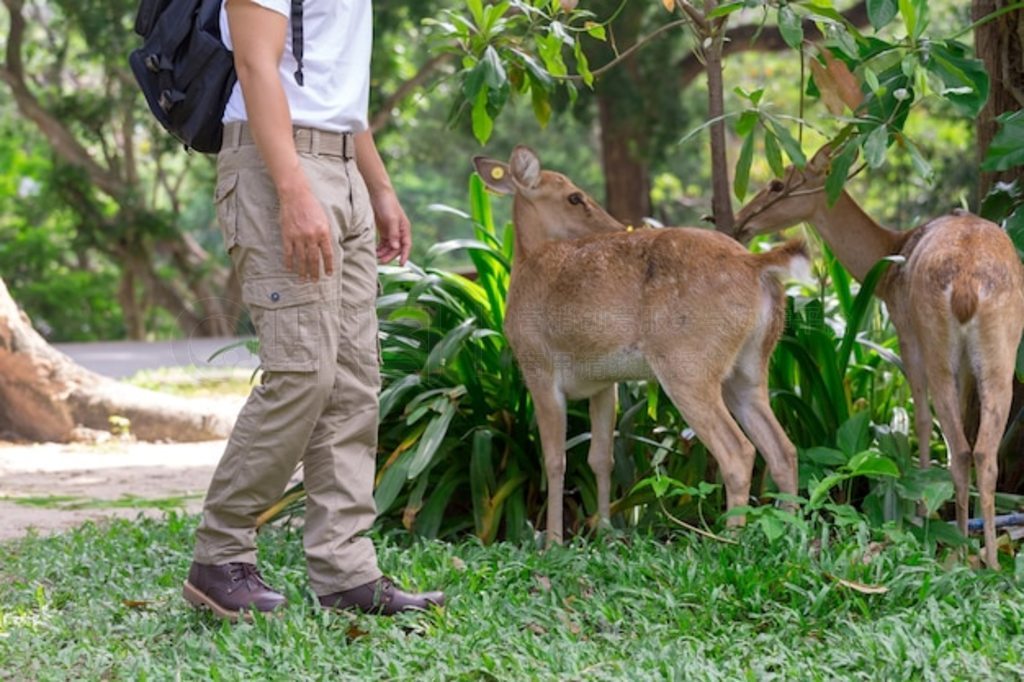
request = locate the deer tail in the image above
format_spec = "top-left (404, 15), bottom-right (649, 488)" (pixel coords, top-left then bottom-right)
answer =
top-left (752, 239), bottom-right (811, 282)
top-left (950, 282), bottom-right (979, 324)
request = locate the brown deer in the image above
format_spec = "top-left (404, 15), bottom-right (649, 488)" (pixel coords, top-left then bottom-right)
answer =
top-left (735, 147), bottom-right (1024, 568)
top-left (474, 146), bottom-right (807, 544)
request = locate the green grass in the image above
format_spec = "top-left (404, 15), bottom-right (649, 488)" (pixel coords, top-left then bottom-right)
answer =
top-left (125, 367), bottom-right (255, 398)
top-left (0, 494), bottom-right (201, 512)
top-left (2, 516), bottom-right (1024, 680)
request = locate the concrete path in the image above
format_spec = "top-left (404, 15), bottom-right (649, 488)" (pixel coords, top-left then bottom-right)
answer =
top-left (0, 440), bottom-right (227, 541)
top-left (53, 336), bottom-right (258, 379)
top-left (0, 338), bottom-right (261, 542)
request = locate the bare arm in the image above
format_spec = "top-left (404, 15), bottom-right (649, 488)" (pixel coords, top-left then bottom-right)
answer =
top-left (356, 130), bottom-right (411, 265)
top-left (225, 0), bottom-right (333, 280)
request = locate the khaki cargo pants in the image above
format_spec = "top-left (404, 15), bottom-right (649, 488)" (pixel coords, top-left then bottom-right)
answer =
top-left (193, 122), bottom-right (382, 596)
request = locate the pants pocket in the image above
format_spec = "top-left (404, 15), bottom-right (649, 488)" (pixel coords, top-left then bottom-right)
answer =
top-left (214, 172), bottom-right (240, 253)
top-left (243, 277), bottom-right (337, 372)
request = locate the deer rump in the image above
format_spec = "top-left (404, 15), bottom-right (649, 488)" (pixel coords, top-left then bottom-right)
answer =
top-left (505, 227), bottom-right (807, 400)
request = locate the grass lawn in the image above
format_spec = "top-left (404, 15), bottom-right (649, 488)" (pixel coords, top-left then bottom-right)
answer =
top-left (2, 515), bottom-right (1024, 681)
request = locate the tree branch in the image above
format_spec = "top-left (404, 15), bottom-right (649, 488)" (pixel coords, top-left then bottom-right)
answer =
top-left (677, 1), bottom-right (870, 88)
top-left (676, 0), bottom-right (709, 34)
top-left (1, 0), bottom-right (125, 199)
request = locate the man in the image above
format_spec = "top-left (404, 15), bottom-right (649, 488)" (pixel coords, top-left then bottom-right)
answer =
top-left (182, 0), bottom-right (444, 619)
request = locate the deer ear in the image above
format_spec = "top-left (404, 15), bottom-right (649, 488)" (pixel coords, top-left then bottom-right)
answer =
top-left (473, 157), bottom-right (516, 194)
top-left (509, 145), bottom-right (542, 190)
top-left (808, 144), bottom-right (834, 173)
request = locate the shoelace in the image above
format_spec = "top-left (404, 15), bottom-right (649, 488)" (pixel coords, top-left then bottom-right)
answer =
top-left (228, 563), bottom-right (269, 592)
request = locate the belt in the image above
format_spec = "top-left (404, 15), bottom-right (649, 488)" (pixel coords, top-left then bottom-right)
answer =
top-left (222, 121), bottom-right (355, 160)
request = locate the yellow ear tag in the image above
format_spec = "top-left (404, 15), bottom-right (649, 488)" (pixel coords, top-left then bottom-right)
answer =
top-left (626, 225), bottom-right (635, 232)
top-left (491, 167), bottom-right (505, 180)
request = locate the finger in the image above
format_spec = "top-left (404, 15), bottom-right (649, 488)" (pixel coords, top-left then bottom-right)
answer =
top-left (400, 222), bottom-right (412, 266)
top-left (294, 241), bottom-right (307, 280)
top-left (320, 234), bottom-right (335, 276)
top-left (307, 239), bottom-right (320, 281)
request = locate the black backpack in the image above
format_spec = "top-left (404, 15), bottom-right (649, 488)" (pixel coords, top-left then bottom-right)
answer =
top-left (130, 0), bottom-right (304, 154)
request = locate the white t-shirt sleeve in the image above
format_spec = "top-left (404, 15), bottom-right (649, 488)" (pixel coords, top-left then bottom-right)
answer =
top-left (249, 0), bottom-right (290, 17)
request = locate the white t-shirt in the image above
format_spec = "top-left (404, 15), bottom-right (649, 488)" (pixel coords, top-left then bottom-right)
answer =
top-left (220, 0), bottom-right (372, 133)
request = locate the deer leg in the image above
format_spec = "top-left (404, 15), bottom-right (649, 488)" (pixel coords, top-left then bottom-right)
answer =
top-left (723, 376), bottom-right (798, 503)
top-left (587, 385), bottom-right (616, 531)
top-left (530, 385), bottom-right (568, 545)
top-left (927, 362), bottom-right (973, 541)
top-left (898, 333), bottom-right (934, 470)
top-left (972, 329), bottom-right (1017, 569)
top-left (654, 367), bottom-right (756, 525)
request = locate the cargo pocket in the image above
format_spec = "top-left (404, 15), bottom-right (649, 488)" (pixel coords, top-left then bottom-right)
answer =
top-left (242, 277), bottom-right (332, 372)
top-left (214, 173), bottom-right (240, 253)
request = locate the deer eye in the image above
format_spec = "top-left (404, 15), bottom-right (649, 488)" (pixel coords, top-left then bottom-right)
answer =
top-left (567, 192), bottom-right (585, 206)
top-left (769, 180), bottom-right (785, 192)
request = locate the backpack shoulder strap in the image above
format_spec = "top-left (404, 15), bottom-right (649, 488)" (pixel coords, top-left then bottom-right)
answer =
top-left (291, 0), bottom-right (304, 86)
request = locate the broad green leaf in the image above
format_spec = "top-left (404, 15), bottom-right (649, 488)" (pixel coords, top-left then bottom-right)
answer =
top-left (764, 129), bottom-right (784, 177)
top-left (380, 374), bottom-right (422, 421)
top-left (867, 0), bottom-right (898, 30)
top-left (778, 5), bottom-right (803, 49)
top-left (467, 0), bottom-right (485, 27)
top-left (481, 46), bottom-right (507, 90)
top-left (759, 514), bottom-right (786, 542)
top-left (585, 22), bottom-right (606, 41)
top-left (1016, 330), bottom-right (1024, 381)
top-left (847, 450), bottom-right (900, 478)
top-left (837, 254), bottom-right (897, 369)
top-left (530, 76), bottom-right (553, 128)
top-left (864, 66), bottom-right (881, 94)
top-left (514, 48), bottom-right (554, 89)
top-left (864, 124), bottom-right (889, 168)
top-left (407, 398), bottom-right (458, 478)
top-left (810, 471), bottom-right (850, 507)
top-left (574, 39), bottom-right (593, 88)
top-left (375, 449), bottom-right (412, 513)
top-left (836, 410), bottom-right (871, 457)
top-left (924, 40), bottom-right (989, 118)
top-left (471, 87), bottom-right (493, 144)
top-left (426, 317), bottom-right (477, 371)
top-left (1006, 206), bottom-right (1024, 259)
top-left (982, 110), bottom-right (1024, 172)
top-left (917, 518), bottom-right (967, 547)
top-left (734, 130), bottom-right (755, 200)
top-left (768, 120), bottom-right (807, 167)
top-left (825, 139), bottom-right (859, 206)
top-left (469, 429), bottom-right (495, 532)
top-left (903, 137), bottom-right (934, 183)
top-left (736, 110), bottom-right (758, 136)
top-left (979, 180), bottom-right (1023, 222)
top-left (804, 446), bottom-right (848, 467)
top-left (898, 0), bottom-right (928, 40)
top-left (707, 0), bottom-right (747, 19)
top-left (919, 479), bottom-right (954, 515)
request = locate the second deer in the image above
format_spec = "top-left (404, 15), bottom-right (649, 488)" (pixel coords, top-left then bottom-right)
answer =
top-left (736, 147), bottom-right (1024, 568)
top-left (474, 146), bottom-right (807, 544)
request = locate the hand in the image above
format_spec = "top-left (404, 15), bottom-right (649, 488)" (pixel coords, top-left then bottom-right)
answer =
top-left (279, 185), bottom-right (334, 280)
top-left (372, 187), bottom-right (412, 265)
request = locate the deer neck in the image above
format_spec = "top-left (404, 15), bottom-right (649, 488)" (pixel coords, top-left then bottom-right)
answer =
top-left (811, 191), bottom-right (903, 282)
top-left (511, 200), bottom-right (551, 263)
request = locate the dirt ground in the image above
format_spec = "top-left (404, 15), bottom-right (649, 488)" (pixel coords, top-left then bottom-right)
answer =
top-left (0, 439), bottom-right (229, 541)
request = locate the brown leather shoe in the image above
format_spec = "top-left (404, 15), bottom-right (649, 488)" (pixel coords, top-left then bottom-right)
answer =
top-left (182, 562), bottom-right (286, 621)
top-left (319, 576), bottom-right (444, 615)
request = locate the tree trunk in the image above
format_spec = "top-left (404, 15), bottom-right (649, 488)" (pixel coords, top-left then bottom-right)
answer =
top-left (974, 0), bottom-right (1024, 197)
top-left (0, 278), bottom-right (234, 443)
top-left (596, 90), bottom-right (652, 227)
top-left (972, 1), bottom-right (1024, 491)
